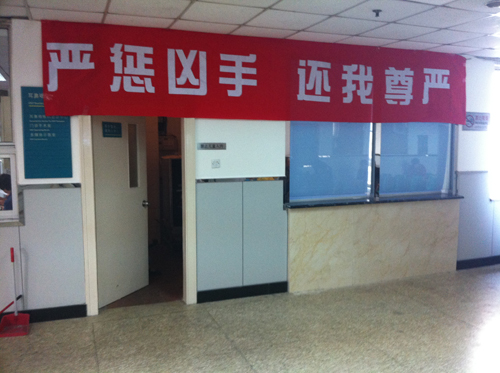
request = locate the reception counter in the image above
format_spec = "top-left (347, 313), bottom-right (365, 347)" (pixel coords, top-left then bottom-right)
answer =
top-left (287, 197), bottom-right (461, 293)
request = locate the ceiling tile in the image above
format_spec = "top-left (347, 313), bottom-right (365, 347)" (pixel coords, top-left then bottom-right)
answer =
top-left (247, 9), bottom-right (328, 30)
top-left (338, 0), bottom-right (433, 22)
top-left (108, 0), bottom-right (190, 19)
top-left (383, 40), bottom-right (440, 50)
top-left (0, 5), bottom-right (27, 17)
top-left (287, 31), bottom-right (348, 43)
top-left (307, 16), bottom-right (386, 35)
top-left (272, 0), bottom-right (367, 15)
top-left (410, 29), bottom-right (485, 44)
top-left (337, 36), bottom-right (397, 46)
top-left (446, 0), bottom-right (500, 14)
top-left (468, 49), bottom-right (500, 58)
top-left (361, 23), bottom-right (436, 39)
top-left (398, 7), bottom-right (488, 28)
top-left (409, 0), bottom-right (452, 4)
top-left (450, 16), bottom-right (500, 34)
top-left (27, 0), bottom-right (108, 12)
top-left (231, 26), bottom-right (296, 38)
top-left (30, 8), bottom-right (104, 23)
top-left (170, 20), bottom-right (239, 34)
top-left (453, 35), bottom-right (500, 48)
top-left (104, 14), bottom-right (174, 28)
top-left (182, 2), bottom-right (263, 25)
top-left (427, 45), bottom-right (483, 54)
top-left (201, 0), bottom-right (276, 7)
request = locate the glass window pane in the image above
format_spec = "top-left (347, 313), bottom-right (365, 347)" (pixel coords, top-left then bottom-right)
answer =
top-left (379, 122), bottom-right (452, 195)
top-left (290, 121), bottom-right (372, 202)
top-left (128, 124), bottom-right (138, 188)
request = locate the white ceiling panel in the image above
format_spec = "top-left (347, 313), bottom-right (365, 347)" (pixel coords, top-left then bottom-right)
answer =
top-left (170, 20), bottom-right (239, 34)
top-left (409, 0), bottom-right (453, 4)
top-left (398, 7), bottom-right (488, 28)
top-left (231, 26), bottom-right (296, 39)
top-left (247, 9), bottom-right (328, 30)
top-left (410, 29), bottom-right (485, 44)
top-left (453, 35), bottom-right (500, 49)
top-left (337, 36), bottom-right (397, 46)
top-left (104, 14), bottom-right (174, 28)
top-left (30, 8), bottom-right (103, 23)
top-left (0, 5), bottom-right (27, 17)
top-left (272, 0), bottom-right (367, 16)
top-left (468, 49), bottom-right (500, 58)
top-left (108, 0), bottom-right (190, 19)
top-left (446, 0), bottom-right (500, 14)
top-left (182, 2), bottom-right (263, 25)
top-left (307, 16), bottom-right (386, 35)
top-left (286, 31), bottom-right (348, 43)
top-left (338, 0), bottom-right (433, 22)
top-left (27, 0), bottom-right (107, 13)
top-left (428, 45), bottom-right (482, 54)
top-left (450, 16), bottom-right (500, 34)
top-left (384, 40), bottom-right (440, 50)
top-left (361, 23), bottom-right (436, 39)
top-left (201, 0), bottom-right (277, 7)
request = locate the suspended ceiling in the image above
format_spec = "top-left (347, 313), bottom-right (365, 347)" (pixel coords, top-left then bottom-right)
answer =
top-left (1, 0), bottom-right (500, 58)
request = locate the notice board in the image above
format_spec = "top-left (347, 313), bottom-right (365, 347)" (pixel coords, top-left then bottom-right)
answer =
top-left (22, 86), bottom-right (72, 179)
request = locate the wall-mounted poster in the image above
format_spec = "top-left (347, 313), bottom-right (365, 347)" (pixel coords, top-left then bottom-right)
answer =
top-left (22, 86), bottom-right (72, 178)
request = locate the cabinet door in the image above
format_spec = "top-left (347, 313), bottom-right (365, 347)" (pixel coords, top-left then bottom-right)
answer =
top-left (243, 180), bottom-right (288, 286)
top-left (196, 182), bottom-right (243, 291)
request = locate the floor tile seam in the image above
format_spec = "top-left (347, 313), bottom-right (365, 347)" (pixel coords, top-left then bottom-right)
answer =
top-left (91, 322), bottom-right (102, 373)
top-left (205, 309), bottom-right (258, 372)
top-left (389, 285), bottom-right (484, 331)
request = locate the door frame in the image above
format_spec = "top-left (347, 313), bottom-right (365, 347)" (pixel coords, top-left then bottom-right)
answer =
top-left (80, 116), bottom-right (197, 316)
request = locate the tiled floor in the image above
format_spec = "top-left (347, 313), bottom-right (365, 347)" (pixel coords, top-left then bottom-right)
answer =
top-left (2, 265), bottom-right (500, 372)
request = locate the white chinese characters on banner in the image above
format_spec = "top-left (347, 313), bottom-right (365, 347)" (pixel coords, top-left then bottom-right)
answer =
top-left (385, 67), bottom-right (414, 105)
top-left (423, 68), bottom-right (450, 104)
top-left (167, 49), bottom-right (207, 96)
top-left (342, 64), bottom-right (373, 104)
top-left (46, 43), bottom-right (95, 92)
top-left (297, 60), bottom-right (331, 102)
top-left (219, 54), bottom-right (257, 97)
top-left (110, 43), bottom-right (155, 93)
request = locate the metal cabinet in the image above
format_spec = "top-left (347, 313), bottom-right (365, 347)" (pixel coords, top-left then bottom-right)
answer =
top-left (196, 180), bottom-right (287, 293)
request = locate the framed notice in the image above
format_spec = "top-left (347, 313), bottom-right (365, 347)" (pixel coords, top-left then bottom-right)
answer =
top-left (22, 86), bottom-right (72, 178)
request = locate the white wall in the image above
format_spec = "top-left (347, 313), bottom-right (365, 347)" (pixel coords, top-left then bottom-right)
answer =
top-left (457, 58), bottom-right (494, 172)
top-left (195, 119), bottom-right (285, 179)
top-left (10, 19), bottom-right (81, 184)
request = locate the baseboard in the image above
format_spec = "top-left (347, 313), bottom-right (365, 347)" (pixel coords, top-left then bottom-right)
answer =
top-left (2, 304), bottom-right (87, 323)
top-left (457, 255), bottom-right (500, 270)
top-left (197, 282), bottom-right (287, 303)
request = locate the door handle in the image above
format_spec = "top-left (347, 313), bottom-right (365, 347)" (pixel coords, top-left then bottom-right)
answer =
top-left (142, 200), bottom-right (149, 207)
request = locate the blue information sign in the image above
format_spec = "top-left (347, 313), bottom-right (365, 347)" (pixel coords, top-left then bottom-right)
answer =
top-left (22, 87), bottom-right (72, 179)
top-left (102, 122), bottom-right (122, 138)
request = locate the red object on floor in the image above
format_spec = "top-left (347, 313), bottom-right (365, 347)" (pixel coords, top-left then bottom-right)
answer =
top-left (0, 313), bottom-right (30, 337)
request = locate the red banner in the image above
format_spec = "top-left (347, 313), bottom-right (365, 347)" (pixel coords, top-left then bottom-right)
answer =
top-left (42, 21), bottom-right (466, 124)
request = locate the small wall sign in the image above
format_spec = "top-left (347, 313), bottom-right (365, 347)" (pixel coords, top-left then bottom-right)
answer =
top-left (22, 86), bottom-right (72, 179)
top-left (464, 112), bottom-right (489, 131)
top-left (198, 143), bottom-right (226, 150)
top-left (102, 122), bottom-right (122, 138)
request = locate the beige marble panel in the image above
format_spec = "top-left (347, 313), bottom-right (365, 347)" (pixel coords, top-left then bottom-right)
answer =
top-left (288, 206), bottom-right (354, 293)
top-left (289, 200), bottom-right (460, 293)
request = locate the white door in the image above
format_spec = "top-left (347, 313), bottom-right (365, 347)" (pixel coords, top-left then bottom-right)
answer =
top-left (92, 116), bottom-right (149, 308)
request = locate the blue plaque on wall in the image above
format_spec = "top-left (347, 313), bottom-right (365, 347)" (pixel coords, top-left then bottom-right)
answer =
top-left (22, 87), bottom-right (72, 179)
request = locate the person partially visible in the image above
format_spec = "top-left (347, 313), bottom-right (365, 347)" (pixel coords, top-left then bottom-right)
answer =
top-left (0, 173), bottom-right (12, 210)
